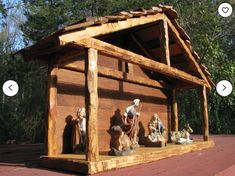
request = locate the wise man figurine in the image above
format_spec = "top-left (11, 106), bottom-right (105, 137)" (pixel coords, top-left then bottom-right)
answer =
top-left (71, 107), bottom-right (86, 153)
top-left (122, 99), bottom-right (141, 148)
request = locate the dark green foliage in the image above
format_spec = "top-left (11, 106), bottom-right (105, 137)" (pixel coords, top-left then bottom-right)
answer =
top-left (21, 0), bottom-right (110, 42)
top-left (0, 54), bottom-right (47, 144)
top-left (173, 1), bottom-right (235, 134)
top-left (0, 0), bottom-right (234, 144)
top-left (0, 0), bottom-right (6, 18)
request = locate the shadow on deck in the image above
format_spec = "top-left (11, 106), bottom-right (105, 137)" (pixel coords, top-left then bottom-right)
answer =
top-left (0, 143), bottom-right (44, 166)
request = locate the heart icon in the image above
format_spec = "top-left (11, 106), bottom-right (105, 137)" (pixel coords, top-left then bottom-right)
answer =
top-left (218, 3), bottom-right (232, 17)
top-left (222, 7), bottom-right (229, 13)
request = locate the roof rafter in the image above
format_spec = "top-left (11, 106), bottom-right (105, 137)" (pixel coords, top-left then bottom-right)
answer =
top-left (164, 14), bottom-right (211, 89)
top-left (59, 13), bottom-right (165, 44)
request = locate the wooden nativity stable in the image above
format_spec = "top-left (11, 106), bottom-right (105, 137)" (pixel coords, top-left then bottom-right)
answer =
top-left (19, 4), bottom-right (215, 175)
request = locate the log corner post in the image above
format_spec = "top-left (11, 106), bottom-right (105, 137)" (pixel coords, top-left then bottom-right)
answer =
top-left (200, 85), bottom-right (209, 141)
top-left (85, 48), bottom-right (99, 162)
top-left (47, 62), bottom-right (58, 156)
top-left (171, 89), bottom-right (178, 131)
top-left (159, 19), bottom-right (170, 66)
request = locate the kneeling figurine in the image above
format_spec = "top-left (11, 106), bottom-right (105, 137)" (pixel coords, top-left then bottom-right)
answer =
top-left (146, 113), bottom-right (167, 147)
top-left (109, 125), bottom-right (134, 156)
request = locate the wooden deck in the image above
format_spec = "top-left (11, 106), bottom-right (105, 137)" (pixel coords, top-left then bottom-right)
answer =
top-left (0, 143), bottom-right (44, 165)
top-left (1, 136), bottom-right (235, 176)
top-left (40, 140), bottom-right (214, 174)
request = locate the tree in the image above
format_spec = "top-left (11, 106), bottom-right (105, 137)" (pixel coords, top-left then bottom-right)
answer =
top-left (21, 0), bottom-right (109, 42)
top-left (0, 0), bottom-right (234, 145)
top-left (0, 0), bottom-right (47, 144)
top-left (171, 1), bottom-right (235, 134)
top-left (0, 0), bottom-right (6, 19)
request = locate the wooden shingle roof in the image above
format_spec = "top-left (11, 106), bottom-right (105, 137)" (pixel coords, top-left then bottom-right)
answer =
top-left (18, 4), bottom-right (213, 87)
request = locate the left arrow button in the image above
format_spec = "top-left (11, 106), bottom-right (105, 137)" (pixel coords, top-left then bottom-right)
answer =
top-left (2, 80), bottom-right (19, 97)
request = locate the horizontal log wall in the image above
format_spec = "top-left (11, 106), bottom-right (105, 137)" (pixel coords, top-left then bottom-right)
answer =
top-left (55, 53), bottom-right (170, 153)
top-left (60, 64), bottom-right (168, 89)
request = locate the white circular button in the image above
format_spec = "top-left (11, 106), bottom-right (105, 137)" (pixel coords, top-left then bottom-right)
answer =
top-left (2, 80), bottom-right (19, 97)
top-left (218, 3), bottom-right (233, 17)
top-left (216, 80), bottom-right (232, 97)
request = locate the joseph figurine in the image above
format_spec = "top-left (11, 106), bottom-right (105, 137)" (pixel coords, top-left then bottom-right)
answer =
top-left (71, 107), bottom-right (86, 153)
top-left (122, 99), bottom-right (141, 148)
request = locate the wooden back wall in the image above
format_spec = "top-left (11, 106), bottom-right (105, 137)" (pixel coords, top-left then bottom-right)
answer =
top-left (56, 53), bottom-right (170, 153)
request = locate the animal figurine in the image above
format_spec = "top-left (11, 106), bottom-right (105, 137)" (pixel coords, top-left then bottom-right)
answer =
top-left (170, 123), bottom-right (193, 144)
top-left (109, 125), bottom-right (134, 156)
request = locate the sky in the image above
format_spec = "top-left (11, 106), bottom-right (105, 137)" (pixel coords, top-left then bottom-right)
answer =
top-left (1, 0), bottom-right (25, 50)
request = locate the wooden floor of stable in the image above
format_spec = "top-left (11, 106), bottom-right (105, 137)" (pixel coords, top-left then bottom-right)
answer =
top-left (40, 140), bottom-right (215, 174)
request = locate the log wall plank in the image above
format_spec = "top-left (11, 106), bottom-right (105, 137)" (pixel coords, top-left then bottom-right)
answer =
top-left (60, 63), bottom-right (168, 89)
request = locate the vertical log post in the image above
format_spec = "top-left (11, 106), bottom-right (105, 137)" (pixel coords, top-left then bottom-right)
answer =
top-left (47, 63), bottom-right (58, 156)
top-left (200, 86), bottom-right (209, 141)
top-left (159, 19), bottom-right (170, 66)
top-left (85, 48), bottom-right (99, 161)
top-left (167, 97), bottom-right (172, 140)
top-left (171, 89), bottom-right (178, 131)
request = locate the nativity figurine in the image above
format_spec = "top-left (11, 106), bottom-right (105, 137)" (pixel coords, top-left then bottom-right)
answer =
top-left (122, 99), bottom-right (141, 148)
top-left (109, 125), bottom-right (134, 156)
top-left (146, 113), bottom-right (167, 147)
top-left (71, 107), bottom-right (86, 153)
top-left (170, 123), bottom-right (193, 144)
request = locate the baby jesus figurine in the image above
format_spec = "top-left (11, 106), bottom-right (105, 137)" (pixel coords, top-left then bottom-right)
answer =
top-left (71, 107), bottom-right (86, 153)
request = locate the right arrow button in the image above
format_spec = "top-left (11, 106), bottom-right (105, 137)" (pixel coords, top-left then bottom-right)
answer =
top-left (216, 80), bottom-right (233, 97)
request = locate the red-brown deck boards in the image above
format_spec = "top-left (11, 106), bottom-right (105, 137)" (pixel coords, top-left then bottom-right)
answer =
top-left (1, 136), bottom-right (235, 176)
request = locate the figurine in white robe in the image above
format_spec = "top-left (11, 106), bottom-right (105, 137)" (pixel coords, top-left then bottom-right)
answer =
top-left (72, 107), bottom-right (86, 153)
top-left (123, 99), bottom-right (141, 147)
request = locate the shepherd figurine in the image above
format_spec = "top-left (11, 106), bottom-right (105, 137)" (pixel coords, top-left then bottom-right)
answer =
top-left (122, 99), bottom-right (141, 148)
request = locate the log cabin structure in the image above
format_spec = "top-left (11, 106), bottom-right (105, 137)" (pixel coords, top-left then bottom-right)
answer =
top-left (18, 4), bottom-right (215, 174)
